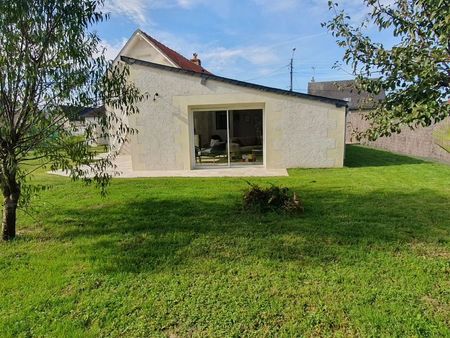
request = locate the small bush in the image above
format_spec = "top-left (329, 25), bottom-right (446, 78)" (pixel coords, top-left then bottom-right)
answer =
top-left (242, 182), bottom-right (304, 213)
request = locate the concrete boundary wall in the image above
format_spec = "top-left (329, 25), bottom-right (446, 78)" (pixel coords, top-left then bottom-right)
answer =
top-left (347, 111), bottom-right (450, 163)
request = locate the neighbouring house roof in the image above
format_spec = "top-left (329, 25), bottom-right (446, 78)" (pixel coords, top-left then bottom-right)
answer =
top-left (62, 106), bottom-right (105, 121)
top-left (121, 56), bottom-right (348, 107)
top-left (308, 80), bottom-right (385, 110)
top-left (79, 106), bottom-right (106, 119)
top-left (139, 30), bottom-right (211, 74)
top-left (60, 105), bottom-right (86, 121)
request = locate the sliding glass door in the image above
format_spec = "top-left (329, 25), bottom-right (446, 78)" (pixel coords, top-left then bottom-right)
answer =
top-left (193, 109), bottom-right (263, 167)
top-left (229, 109), bottom-right (263, 165)
top-left (193, 110), bottom-right (229, 166)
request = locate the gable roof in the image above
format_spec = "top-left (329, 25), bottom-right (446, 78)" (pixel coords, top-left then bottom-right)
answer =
top-left (139, 30), bottom-right (211, 74)
top-left (308, 80), bottom-right (385, 110)
top-left (121, 56), bottom-right (348, 107)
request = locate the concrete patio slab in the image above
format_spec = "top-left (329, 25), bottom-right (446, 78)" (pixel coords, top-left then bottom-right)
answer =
top-left (50, 155), bottom-right (289, 178)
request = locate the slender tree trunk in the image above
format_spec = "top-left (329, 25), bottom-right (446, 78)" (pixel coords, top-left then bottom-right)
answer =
top-left (2, 183), bottom-right (20, 241)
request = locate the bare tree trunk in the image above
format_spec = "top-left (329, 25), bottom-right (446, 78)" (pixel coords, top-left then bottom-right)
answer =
top-left (2, 184), bottom-right (20, 241)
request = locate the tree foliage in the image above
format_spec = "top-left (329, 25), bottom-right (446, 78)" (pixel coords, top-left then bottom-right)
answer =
top-left (0, 0), bottom-right (145, 240)
top-left (324, 0), bottom-right (450, 140)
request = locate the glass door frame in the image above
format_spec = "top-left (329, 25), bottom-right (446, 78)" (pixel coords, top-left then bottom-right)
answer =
top-left (189, 105), bottom-right (265, 169)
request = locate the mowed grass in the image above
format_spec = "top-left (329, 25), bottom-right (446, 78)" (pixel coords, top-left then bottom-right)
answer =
top-left (1, 145), bottom-right (449, 337)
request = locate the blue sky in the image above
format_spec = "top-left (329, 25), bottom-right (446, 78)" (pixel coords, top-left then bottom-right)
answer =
top-left (96, 0), bottom-right (394, 93)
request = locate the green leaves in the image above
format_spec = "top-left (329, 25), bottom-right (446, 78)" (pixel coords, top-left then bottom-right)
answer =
top-left (0, 1), bottom-right (145, 218)
top-left (324, 0), bottom-right (450, 140)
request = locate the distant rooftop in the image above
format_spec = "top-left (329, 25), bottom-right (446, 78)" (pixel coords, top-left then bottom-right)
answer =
top-left (308, 79), bottom-right (385, 110)
top-left (79, 106), bottom-right (105, 119)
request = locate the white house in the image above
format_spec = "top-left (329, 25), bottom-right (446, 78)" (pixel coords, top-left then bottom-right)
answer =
top-left (65, 106), bottom-right (108, 146)
top-left (110, 30), bottom-right (347, 172)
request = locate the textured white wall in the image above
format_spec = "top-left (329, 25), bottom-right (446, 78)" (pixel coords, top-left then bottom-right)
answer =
top-left (126, 63), bottom-right (346, 170)
top-left (107, 31), bottom-right (176, 154)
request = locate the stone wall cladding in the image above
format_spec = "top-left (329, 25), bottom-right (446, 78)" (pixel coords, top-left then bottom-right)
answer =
top-left (347, 111), bottom-right (450, 163)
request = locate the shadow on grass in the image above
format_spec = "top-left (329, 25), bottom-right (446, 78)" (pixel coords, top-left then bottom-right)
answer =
top-left (345, 145), bottom-right (425, 167)
top-left (53, 187), bottom-right (449, 274)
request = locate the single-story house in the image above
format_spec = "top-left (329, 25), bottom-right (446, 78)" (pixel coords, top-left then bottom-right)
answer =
top-left (109, 30), bottom-right (347, 171)
top-left (80, 106), bottom-right (108, 146)
top-left (64, 106), bottom-right (108, 145)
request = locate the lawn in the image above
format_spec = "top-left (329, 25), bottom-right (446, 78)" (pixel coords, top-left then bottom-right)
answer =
top-left (1, 145), bottom-right (449, 337)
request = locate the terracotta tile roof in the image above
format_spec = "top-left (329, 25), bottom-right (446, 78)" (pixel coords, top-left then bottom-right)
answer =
top-left (140, 31), bottom-right (211, 74)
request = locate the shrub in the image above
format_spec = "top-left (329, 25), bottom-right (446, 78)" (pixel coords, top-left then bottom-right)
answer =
top-left (242, 182), bottom-right (304, 213)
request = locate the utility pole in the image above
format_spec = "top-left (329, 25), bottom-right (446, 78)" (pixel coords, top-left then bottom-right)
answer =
top-left (290, 48), bottom-right (296, 91)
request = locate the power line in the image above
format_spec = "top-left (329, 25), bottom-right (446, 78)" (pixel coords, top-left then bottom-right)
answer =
top-left (242, 32), bottom-right (327, 52)
top-left (243, 64), bottom-right (290, 82)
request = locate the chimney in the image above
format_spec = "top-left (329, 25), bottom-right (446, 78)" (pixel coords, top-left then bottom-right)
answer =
top-left (190, 53), bottom-right (201, 66)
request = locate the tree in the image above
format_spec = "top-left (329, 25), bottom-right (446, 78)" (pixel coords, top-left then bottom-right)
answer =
top-left (324, 0), bottom-right (449, 141)
top-left (0, 0), bottom-right (145, 240)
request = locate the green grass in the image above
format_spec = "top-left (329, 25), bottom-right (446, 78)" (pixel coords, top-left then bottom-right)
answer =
top-left (1, 145), bottom-right (449, 337)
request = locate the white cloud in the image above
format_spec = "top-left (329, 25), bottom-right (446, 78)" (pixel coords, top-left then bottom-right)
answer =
top-left (201, 46), bottom-right (280, 72)
top-left (252, 0), bottom-right (299, 12)
top-left (129, 31), bottom-right (282, 76)
top-left (176, 0), bottom-right (208, 8)
top-left (144, 29), bottom-right (329, 81)
top-left (103, 0), bottom-right (213, 25)
top-left (311, 0), bottom-right (396, 23)
top-left (103, 0), bottom-right (151, 25)
top-left (97, 38), bottom-right (128, 61)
